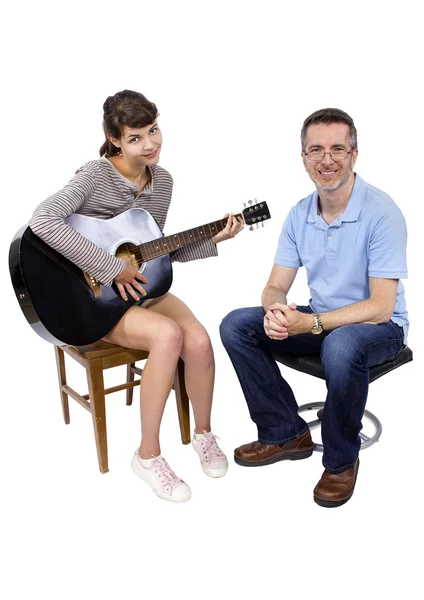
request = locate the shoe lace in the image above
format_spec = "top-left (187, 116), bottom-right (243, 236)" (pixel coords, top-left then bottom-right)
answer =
top-left (200, 431), bottom-right (226, 463)
top-left (151, 456), bottom-right (183, 492)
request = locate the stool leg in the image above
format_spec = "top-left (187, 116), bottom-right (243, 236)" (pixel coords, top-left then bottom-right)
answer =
top-left (54, 346), bottom-right (70, 424)
top-left (174, 358), bottom-right (191, 445)
top-left (126, 362), bottom-right (135, 406)
top-left (86, 358), bottom-right (109, 473)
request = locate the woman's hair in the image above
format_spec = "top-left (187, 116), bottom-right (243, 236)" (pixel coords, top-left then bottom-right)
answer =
top-left (99, 90), bottom-right (158, 157)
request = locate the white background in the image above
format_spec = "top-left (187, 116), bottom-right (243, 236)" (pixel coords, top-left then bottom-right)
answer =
top-left (1, 1), bottom-right (422, 598)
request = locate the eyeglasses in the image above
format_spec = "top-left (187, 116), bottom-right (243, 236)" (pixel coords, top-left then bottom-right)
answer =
top-left (304, 148), bottom-right (353, 162)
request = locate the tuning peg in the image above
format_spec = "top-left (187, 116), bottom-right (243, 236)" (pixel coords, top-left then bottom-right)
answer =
top-left (248, 200), bottom-right (253, 206)
top-left (249, 225), bottom-right (254, 231)
top-left (254, 197), bottom-right (258, 204)
top-left (262, 222), bottom-right (265, 227)
top-left (243, 202), bottom-right (247, 208)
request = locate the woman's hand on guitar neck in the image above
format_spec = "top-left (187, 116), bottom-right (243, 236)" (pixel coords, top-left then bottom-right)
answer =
top-left (212, 213), bottom-right (244, 244)
top-left (114, 257), bottom-right (148, 302)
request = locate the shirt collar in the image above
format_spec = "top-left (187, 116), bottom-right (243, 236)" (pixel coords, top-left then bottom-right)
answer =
top-left (102, 155), bottom-right (153, 195)
top-left (307, 173), bottom-right (366, 227)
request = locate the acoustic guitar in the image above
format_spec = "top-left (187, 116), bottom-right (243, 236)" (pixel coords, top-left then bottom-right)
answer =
top-left (10, 201), bottom-right (271, 346)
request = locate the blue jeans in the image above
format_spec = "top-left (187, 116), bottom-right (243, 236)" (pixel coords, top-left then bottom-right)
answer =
top-left (220, 306), bottom-right (404, 473)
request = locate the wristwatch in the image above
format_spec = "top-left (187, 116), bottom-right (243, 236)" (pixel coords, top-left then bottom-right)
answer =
top-left (311, 314), bottom-right (323, 335)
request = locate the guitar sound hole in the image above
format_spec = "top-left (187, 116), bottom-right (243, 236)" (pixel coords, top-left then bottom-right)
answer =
top-left (115, 242), bottom-right (145, 272)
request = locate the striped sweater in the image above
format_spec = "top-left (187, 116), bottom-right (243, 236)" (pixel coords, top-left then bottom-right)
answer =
top-left (29, 157), bottom-right (218, 286)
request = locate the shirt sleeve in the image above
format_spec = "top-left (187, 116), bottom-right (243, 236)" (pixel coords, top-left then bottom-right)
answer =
top-left (368, 207), bottom-right (408, 279)
top-left (151, 169), bottom-right (218, 263)
top-left (170, 238), bottom-right (218, 262)
top-left (28, 167), bottom-right (125, 286)
top-left (274, 207), bottom-right (302, 267)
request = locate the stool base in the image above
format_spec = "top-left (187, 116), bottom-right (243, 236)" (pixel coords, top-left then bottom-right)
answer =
top-left (298, 401), bottom-right (382, 453)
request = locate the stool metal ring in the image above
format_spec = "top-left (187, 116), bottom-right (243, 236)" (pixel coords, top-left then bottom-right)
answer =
top-left (297, 401), bottom-right (383, 452)
top-left (271, 346), bottom-right (413, 454)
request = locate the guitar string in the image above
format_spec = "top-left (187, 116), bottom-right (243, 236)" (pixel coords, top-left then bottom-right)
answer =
top-left (126, 207), bottom-right (267, 264)
top-left (131, 220), bottom-right (226, 262)
top-left (130, 215), bottom-right (240, 263)
top-left (132, 214), bottom-right (242, 262)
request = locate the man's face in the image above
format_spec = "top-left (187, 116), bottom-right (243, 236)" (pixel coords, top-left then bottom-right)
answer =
top-left (302, 122), bottom-right (358, 192)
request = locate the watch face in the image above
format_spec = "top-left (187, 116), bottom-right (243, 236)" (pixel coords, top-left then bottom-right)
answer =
top-left (314, 325), bottom-right (323, 334)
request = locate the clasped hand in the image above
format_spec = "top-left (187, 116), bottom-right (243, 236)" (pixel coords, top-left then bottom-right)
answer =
top-left (264, 302), bottom-right (309, 339)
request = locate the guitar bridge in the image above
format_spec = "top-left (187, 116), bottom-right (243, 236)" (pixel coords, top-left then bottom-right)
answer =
top-left (83, 272), bottom-right (102, 298)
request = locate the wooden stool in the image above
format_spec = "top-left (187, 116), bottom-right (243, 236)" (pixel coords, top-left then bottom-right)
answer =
top-left (54, 340), bottom-right (191, 473)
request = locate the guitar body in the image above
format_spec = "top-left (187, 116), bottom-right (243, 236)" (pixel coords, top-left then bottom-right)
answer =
top-left (9, 209), bottom-right (173, 346)
top-left (10, 201), bottom-right (271, 347)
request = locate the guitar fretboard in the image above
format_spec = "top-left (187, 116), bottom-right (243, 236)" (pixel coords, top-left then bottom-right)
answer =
top-left (136, 214), bottom-right (241, 263)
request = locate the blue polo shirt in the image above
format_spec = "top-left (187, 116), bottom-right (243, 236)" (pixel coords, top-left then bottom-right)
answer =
top-left (274, 174), bottom-right (409, 342)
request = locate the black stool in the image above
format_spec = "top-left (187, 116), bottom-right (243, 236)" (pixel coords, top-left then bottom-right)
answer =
top-left (271, 346), bottom-right (413, 452)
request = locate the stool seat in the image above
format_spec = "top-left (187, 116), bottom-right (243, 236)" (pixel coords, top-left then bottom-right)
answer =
top-left (271, 345), bottom-right (413, 383)
top-left (55, 341), bottom-right (191, 473)
top-left (271, 345), bottom-right (413, 452)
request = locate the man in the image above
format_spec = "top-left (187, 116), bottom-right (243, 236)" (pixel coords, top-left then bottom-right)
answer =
top-left (220, 108), bottom-right (408, 507)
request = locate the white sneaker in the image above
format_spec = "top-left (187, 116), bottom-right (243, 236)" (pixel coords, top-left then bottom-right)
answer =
top-left (131, 451), bottom-right (191, 503)
top-left (192, 431), bottom-right (228, 478)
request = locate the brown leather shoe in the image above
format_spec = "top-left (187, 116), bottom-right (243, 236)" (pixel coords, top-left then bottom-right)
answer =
top-left (234, 430), bottom-right (314, 467)
top-left (313, 459), bottom-right (359, 508)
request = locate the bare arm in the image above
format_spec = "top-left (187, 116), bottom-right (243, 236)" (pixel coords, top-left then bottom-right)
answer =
top-left (262, 265), bottom-right (298, 312)
top-left (262, 265), bottom-right (298, 339)
top-left (273, 277), bottom-right (399, 336)
top-left (320, 277), bottom-right (398, 330)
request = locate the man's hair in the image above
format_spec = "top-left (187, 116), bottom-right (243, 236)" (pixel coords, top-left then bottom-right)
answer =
top-left (301, 108), bottom-right (357, 152)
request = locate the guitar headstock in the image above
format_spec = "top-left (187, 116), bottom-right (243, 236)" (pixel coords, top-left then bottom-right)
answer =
top-left (241, 200), bottom-right (271, 230)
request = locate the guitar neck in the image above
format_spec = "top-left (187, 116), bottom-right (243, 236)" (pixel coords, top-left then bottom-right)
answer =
top-left (138, 213), bottom-right (242, 262)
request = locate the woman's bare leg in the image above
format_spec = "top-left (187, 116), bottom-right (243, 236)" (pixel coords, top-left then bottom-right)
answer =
top-left (146, 293), bottom-right (215, 434)
top-left (103, 306), bottom-right (183, 458)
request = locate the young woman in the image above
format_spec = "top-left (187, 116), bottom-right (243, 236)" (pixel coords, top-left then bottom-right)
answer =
top-left (29, 89), bottom-right (244, 503)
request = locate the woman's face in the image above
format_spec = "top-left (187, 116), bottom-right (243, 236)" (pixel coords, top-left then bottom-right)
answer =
top-left (112, 121), bottom-right (162, 166)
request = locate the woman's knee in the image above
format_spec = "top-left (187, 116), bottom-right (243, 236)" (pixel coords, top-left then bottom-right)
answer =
top-left (183, 326), bottom-right (214, 366)
top-left (153, 320), bottom-right (184, 354)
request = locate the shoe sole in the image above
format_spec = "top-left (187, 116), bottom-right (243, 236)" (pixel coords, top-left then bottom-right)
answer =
top-left (131, 459), bottom-right (192, 503)
top-left (313, 460), bottom-right (360, 508)
top-left (313, 495), bottom-right (352, 508)
top-left (234, 447), bottom-right (314, 467)
top-left (202, 465), bottom-right (228, 478)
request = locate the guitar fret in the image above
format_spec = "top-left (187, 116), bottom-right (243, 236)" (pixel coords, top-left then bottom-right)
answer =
top-left (173, 234), bottom-right (181, 250)
top-left (132, 211), bottom-right (246, 262)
